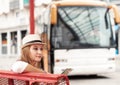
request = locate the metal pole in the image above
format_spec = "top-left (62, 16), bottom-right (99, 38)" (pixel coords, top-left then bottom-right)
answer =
top-left (30, 0), bottom-right (35, 34)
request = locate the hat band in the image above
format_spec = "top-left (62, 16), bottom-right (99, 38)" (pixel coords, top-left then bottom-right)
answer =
top-left (26, 40), bottom-right (42, 44)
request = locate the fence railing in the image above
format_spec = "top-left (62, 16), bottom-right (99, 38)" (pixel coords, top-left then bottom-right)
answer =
top-left (0, 70), bottom-right (70, 85)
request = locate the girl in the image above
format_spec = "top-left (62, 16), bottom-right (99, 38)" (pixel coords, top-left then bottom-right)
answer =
top-left (11, 34), bottom-right (47, 73)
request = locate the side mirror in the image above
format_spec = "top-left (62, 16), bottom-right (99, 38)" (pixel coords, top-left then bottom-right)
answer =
top-left (108, 5), bottom-right (120, 24)
top-left (51, 5), bottom-right (57, 24)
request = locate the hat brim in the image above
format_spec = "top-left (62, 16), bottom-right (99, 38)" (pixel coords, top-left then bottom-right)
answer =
top-left (21, 42), bottom-right (45, 49)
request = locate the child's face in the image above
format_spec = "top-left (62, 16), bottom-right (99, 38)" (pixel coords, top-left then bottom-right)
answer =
top-left (29, 44), bottom-right (44, 62)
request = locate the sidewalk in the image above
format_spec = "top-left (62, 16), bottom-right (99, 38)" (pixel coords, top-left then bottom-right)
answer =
top-left (0, 56), bottom-right (17, 70)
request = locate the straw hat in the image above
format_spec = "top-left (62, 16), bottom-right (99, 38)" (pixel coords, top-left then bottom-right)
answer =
top-left (22, 34), bottom-right (45, 49)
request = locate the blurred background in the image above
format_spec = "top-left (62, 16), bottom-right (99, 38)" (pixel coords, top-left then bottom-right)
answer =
top-left (0, 0), bottom-right (120, 70)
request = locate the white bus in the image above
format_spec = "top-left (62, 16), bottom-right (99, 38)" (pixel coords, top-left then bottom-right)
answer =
top-left (37, 0), bottom-right (120, 75)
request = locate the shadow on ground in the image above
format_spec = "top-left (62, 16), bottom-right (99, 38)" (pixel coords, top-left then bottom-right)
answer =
top-left (68, 75), bottom-right (109, 80)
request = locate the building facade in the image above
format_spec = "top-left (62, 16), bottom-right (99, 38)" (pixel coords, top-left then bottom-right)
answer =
top-left (0, 0), bottom-right (51, 57)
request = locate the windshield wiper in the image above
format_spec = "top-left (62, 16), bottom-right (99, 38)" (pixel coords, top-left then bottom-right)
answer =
top-left (104, 8), bottom-right (109, 29)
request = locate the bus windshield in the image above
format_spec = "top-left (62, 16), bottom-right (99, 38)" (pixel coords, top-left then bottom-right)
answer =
top-left (51, 6), bottom-right (116, 49)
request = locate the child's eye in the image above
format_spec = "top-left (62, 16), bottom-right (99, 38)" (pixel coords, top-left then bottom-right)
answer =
top-left (33, 48), bottom-right (38, 50)
top-left (33, 47), bottom-right (43, 51)
top-left (40, 48), bottom-right (43, 51)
